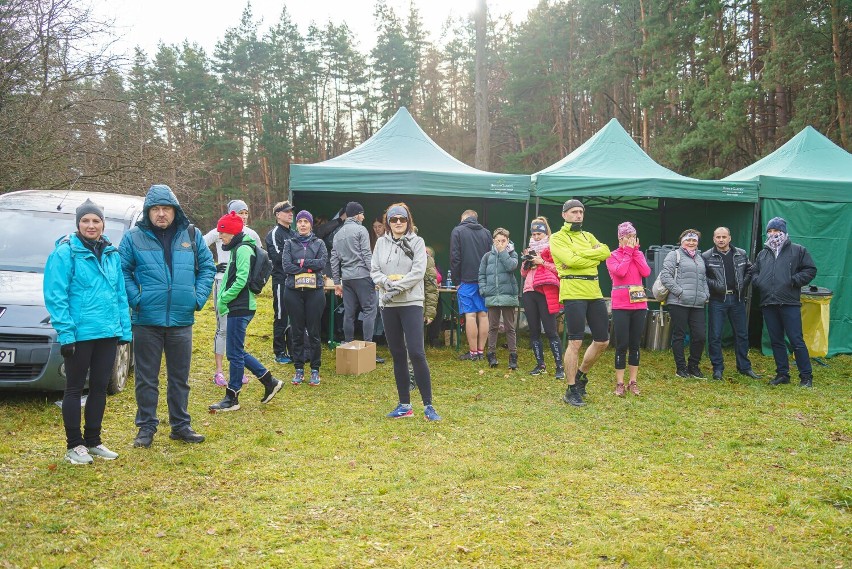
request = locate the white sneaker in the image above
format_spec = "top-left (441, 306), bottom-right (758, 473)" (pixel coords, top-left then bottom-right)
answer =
top-left (87, 444), bottom-right (119, 460)
top-left (65, 445), bottom-right (93, 465)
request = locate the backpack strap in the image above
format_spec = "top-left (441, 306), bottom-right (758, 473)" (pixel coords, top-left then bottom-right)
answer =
top-left (187, 224), bottom-right (198, 274)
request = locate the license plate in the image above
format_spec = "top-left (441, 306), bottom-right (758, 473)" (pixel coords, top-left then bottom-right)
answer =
top-left (0, 348), bottom-right (15, 365)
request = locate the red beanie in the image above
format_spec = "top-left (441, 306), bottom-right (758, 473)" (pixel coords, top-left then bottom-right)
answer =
top-left (217, 211), bottom-right (244, 235)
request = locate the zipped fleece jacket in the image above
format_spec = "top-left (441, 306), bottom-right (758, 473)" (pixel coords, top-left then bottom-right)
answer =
top-left (606, 245), bottom-right (652, 310)
top-left (281, 234), bottom-right (328, 290)
top-left (450, 218), bottom-right (492, 284)
top-left (371, 232), bottom-right (426, 308)
top-left (44, 233), bottom-right (132, 346)
top-left (478, 243), bottom-right (520, 308)
top-left (549, 224), bottom-right (611, 301)
top-left (702, 246), bottom-right (752, 302)
top-left (659, 247), bottom-right (709, 308)
top-left (218, 234), bottom-right (257, 317)
top-left (265, 223), bottom-right (296, 281)
top-left (750, 240), bottom-right (817, 307)
top-left (119, 185), bottom-right (216, 327)
top-left (330, 218), bottom-right (372, 283)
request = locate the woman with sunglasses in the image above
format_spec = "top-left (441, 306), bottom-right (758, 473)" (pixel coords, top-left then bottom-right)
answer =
top-left (371, 203), bottom-right (441, 421)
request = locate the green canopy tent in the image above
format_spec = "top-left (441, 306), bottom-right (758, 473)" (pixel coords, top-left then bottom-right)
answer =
top-left (725, 126), bottom-right (852, 357)
top-left (290, 107), bottom-right (532, 270)
top-left (531, 119), bottom-right (759, 296)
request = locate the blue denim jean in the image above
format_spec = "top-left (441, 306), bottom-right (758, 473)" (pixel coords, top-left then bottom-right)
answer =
top-left (707, 296), bottom-right (752, 373)
top-left (134, 325), bottom-right (193, 433)
top-left (226, 314), bottom-right (267, 392)
top-left (762, 304), bottom-right (812, 380)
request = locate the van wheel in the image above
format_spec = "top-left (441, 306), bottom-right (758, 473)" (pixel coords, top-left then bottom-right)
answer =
top-left (107, 343), bottom-right (132, 395)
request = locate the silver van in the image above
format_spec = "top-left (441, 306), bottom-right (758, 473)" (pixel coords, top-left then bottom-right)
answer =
top-left (0, 190), bottom-right (145, 392)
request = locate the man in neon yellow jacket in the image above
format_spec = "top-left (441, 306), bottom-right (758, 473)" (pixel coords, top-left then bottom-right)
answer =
top-left (549, 200), bottom-right (611, 407)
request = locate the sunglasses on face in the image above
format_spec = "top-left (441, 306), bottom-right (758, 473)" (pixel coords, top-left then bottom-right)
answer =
top-left (388, 216), bottom-right (408, 224)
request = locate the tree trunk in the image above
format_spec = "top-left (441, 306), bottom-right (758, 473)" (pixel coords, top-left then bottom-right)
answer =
top-left (474, 0), bottom-right (490, 170)
top-left (830, 0), bottom-right (849, 148)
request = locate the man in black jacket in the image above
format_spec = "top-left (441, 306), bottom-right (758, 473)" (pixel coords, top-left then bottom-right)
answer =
top-left (750, 217), bottom-right (817, 388)
top-left (450, 210), bottom-right (492, 360)
top-left (265, 201), bottom-right (296, 363)
top-left (702, 227), bottom-right (760, 381)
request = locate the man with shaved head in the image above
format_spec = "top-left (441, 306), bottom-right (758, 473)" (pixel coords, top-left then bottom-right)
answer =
top-left (702, 227), bottom-right (759, 381)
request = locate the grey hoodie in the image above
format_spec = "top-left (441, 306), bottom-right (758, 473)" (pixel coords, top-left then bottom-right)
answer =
top-left (370, 232), bottom-right (426, 308)
top-left (331, 218), bottom-right (372, 283)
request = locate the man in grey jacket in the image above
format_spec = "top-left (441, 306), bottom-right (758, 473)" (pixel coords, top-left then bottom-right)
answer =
top-left (331, 202), bottom-right (381, 362)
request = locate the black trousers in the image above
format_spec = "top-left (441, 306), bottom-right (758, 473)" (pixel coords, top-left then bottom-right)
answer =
top-left (668, 304), bottom-right (706, 371)
top-left (272, 280), bottom-right (289, 357)
top-left (62, 337), bottom-right (118, 448)
top-left (283, 287), bottom-right (325, 370)
top-left (612, 309), bottom-right (646, 369)
top-left (382, 305), bottom-right (433, 406)
top-left (522, 291), bottom-right (559, 343)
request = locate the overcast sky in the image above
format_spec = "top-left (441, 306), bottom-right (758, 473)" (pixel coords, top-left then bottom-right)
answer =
top-left (93, 0), bottom-right (542, 59)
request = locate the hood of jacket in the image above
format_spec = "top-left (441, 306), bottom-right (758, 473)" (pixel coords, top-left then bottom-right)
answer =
top-left (137, 184), bottom-right (189, 232)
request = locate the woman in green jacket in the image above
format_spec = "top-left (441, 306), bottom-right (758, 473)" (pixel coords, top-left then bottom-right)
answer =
top-left (478, 228), bottom-right (520, 369)
top-left (208, 212), bottom-right (283, 412)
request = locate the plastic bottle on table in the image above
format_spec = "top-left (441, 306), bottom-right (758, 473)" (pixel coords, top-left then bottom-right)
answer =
top-left (445, 270), bottom-right (453, 288)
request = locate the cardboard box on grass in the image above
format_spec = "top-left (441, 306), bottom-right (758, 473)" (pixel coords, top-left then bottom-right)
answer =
top-left (335, 341), bottom-right (376, 375)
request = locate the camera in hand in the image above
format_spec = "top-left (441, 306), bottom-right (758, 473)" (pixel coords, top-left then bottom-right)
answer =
top-left (522, 251), bottom-right (536, 271)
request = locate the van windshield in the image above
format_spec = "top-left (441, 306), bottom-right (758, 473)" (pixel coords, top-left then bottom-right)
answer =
top-left (0, 210), bottom-right (125, 272)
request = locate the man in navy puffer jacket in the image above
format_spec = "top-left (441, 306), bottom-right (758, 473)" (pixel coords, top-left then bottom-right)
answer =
top-left (120, 184), bottom-right (216, 447)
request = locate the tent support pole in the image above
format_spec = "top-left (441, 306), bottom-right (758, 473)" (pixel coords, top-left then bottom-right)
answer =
top-left (746, 200), bottom-right (761, 332)
top-left (535, 196), bottom-right (540, 217)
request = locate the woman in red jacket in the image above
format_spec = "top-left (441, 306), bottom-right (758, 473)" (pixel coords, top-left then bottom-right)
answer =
top-left (520, 217), bottom-right (564, 378)
top-left (605, 222), bottom-right (651, 396)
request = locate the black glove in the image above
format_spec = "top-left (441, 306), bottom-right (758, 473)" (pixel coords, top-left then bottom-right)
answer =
top-left (60, 343), bottom-right (76, 358)
top-left (216, 262), bottom-right (227, 273)
top-left (117, 340), bottom-right (130, 346)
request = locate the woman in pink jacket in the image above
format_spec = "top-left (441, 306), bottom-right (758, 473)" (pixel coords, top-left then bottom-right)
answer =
top-left (605, 222), bottom-right (651, 396)
top-left (520, 217), bottom-right (564, 379)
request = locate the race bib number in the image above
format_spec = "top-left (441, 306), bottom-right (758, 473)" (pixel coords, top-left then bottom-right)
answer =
top-left (388, 274), bottom-right (404, 282)
top-left (629, 285), bottom-right (647, 303)
top-left (294, 272), bottom-right (317, 289)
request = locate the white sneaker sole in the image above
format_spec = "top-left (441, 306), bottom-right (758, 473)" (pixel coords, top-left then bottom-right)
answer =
top-left (210, 404), bottom-right (241, 412)
top-left (64, 455), bottom-right (92, 465)
top-left (261, 381), bottom-right (283, 404)
top-left (88, 450), bottom-right (118, 460)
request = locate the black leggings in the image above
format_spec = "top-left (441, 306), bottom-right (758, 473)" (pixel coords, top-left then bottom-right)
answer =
top-left (668, 304), bottom-right (706, 371)
top-left (612, 309), bottom-right (646, 369)
top-left (522, 291), bottom-right (558, 343)
top-left (62, 337), bottom-right (118, 448)
top-left (283, 287), bottom-right (325, 370)
top-left (382, 305), bottom-right (432, 406)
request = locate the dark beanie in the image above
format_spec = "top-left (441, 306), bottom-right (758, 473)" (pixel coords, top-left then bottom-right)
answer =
top-left (766, 217), bottom-right (787, 234)
top-left (562, 199), bottom-right (584, 212)
top-left (345, 201), bottom-right (364, 217)
top-left (76, 199), bottom-right (104, 225)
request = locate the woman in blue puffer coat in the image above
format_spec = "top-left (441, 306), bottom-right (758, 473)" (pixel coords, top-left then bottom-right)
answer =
top-left (44, 199), bottom-right (132, 465)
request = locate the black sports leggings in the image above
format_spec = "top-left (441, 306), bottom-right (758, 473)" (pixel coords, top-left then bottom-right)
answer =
top-left (283, 287), bottom-right (325, 370)
top-left (612, 309), bottom-right (646, 370)
top-left (522, 291), bottom-right (559, 343)
top-left (382, 305), bottom-right (432, 406)
top-left (62, 337), bottom-right (118, 448)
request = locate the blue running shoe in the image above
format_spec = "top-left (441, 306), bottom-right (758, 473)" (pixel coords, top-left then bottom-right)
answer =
top-left (424, 405), bottom-right (441, 421)
top-left (386, 403), bottom-right (414, 418)
top-left (291, 368), bottom-right (304, 385)
top-left (275, 354), bottom-right (292, 364)
top-left (309, 369), bottom-right (320, 386)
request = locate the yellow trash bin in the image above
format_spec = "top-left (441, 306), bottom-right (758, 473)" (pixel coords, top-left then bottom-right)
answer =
top-left (800, 286), bottom-right (832, 358)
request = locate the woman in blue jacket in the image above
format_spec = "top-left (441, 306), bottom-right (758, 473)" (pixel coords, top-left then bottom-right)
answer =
top-left (44, 200), bottom-right (132, 465)
top-left (282, 210), bottom-right (328, 386)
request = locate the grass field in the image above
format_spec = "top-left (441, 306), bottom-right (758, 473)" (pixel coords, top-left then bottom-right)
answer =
top-left (1, 292), bottom-right (849, 568)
